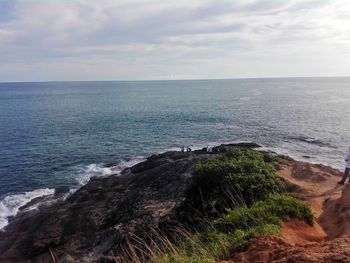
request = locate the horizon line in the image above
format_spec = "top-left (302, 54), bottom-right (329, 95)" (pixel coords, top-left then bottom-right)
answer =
top-left (1, 75), bottom-right (350, 84)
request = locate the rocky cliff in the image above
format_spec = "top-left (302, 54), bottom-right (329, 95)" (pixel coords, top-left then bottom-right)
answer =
top-left (2, 142), bottom-right (346, 263)
top-left (0, 143), bottom-right (259, 263)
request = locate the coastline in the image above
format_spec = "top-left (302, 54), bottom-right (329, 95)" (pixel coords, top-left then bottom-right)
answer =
top-left (0, 142), bottom-right (344, 262)
top-left (0, 157), bottom-right (146, 231)
top-left (0, 141), bottom-right (343, 232)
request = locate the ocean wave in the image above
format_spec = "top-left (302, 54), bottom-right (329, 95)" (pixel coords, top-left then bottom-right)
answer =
top-left (285, 136), bottom-right (336, 148)
top-left (261, 143), bottom-right (342, 170)
top-left (75, 157), bottom-right (145, 186)
top-left (0, 157), bottom-right (145, 231)
top-left (0, 188), bottom-right (54, 230)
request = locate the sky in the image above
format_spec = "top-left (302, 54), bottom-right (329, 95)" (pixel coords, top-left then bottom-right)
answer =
top-left (0, 0), bottom-right (350, 82)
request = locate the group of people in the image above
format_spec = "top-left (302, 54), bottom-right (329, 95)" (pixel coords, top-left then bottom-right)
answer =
top-left (179, 144), bottom-right (350, 185)
top-left (204, 146), bottom-right (220, 153)
top-left (180, 145), bottom-right (221, 153)
top-left (180, 146), bottom-right (192, 153)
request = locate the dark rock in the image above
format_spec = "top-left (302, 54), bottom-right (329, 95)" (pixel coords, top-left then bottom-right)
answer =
top-left (195, 142), bottom-right (261, 155)
top-left (223, 142), bottom-right (261, 148)
top-left (0, 143), bottom-right (257, 262)
top-left (18, 194), bottom-right (55, 212)
top-left (55, 186), bottom-right (70, 195)
top-left (0, 151), bottom-right (203, 262)
top-left (18, 186), bottom-right (69, 213)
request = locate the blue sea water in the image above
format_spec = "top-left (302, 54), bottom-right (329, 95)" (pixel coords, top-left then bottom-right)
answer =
top-left (1, 77), bottom-right (350, 228)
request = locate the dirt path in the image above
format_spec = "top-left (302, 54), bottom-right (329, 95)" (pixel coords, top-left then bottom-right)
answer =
top-left (220, 159), bottom-right (350, 263)
top-left (278, 160), bottom-right (343, 217)
top-left (277, 160), bottom-right (349, 241)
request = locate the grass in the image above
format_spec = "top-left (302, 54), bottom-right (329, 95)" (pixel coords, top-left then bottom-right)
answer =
top-left (177, 148), bottom-right (283, 225)
top-left (143, 194), bottom-right (313, 263)
top-left (214, 194), bottom-right (314, 233)
top-left (54, 148), bottom-right (313, 263)
top-left (138, 148), bottom-right (314, 263)
top-left (116, 149), bottom-right (314, 263)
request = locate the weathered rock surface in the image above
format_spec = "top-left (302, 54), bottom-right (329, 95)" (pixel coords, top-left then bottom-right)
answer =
top-left (0, 143), bottom-right (261, 263)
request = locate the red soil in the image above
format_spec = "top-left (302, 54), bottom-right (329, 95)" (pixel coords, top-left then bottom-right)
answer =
top-left (219, 159), bottom-right (350, 263)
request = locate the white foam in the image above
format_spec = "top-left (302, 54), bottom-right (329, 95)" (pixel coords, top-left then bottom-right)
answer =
top-left (239, 97), bottom-right (251, 101)
top-left (0, 158), bottom-right (146, 229)
top-left (0, 188), bottom-right (55, 230)
top-left (76, 157), bottom-right (145, 186)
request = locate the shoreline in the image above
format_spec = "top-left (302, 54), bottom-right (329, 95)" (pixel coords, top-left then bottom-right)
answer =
top-left (0, 142), bottom-right (344, 262)
top-left (0, 141), bottom-right (343, 232)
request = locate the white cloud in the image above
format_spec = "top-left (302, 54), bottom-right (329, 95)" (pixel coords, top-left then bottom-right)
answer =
top-left (0, 0), bottom-right (350, 81)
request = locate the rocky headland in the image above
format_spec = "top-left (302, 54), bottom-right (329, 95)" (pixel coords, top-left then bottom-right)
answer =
top-left (0, 143), bottom-right (349, 263)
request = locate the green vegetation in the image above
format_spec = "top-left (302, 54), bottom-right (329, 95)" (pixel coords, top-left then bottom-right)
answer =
top-left (178, 148), bottom-right (282, 222)
top-left (127, 148), bottom-right (313, 263)
top-left (150, 194), bottom-right (313, 263)
top-left (215, 194), bottom-right (313, 233)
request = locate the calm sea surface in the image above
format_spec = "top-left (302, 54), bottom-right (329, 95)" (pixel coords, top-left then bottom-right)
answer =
top-left (1, 78), bottom-right (350, 228)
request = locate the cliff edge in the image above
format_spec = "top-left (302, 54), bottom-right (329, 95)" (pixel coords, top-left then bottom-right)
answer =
top-left (0, 144), bottom-right (348, 263)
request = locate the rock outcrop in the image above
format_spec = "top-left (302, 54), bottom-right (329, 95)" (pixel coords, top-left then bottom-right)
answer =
top-left (3, 142), bottom-right (347, 263)
top-left (0, 143), bottom-right (261, 263)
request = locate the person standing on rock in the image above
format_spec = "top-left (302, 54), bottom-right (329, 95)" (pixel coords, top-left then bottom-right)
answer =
top-left (338, 147), bottom-right (350, 185)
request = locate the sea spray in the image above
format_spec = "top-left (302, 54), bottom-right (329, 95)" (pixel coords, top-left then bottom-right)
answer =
top-left (0, 188), bottom-right (54, 230)
top-left (75, 157), bottom-right (145, 186)
top-left (0, 157), bottom-right (145, 230)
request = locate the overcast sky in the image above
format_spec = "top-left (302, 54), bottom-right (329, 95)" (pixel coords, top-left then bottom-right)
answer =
top-left (0, 0), bottom-right (350, 81)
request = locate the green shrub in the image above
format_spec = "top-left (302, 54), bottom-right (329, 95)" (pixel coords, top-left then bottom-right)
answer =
top-left (193, 194), bottom-right (313, 259)
top-left (214, 194), bottom-right (314, 233)
top-left (177, 148), bottom-right (282, 222)
top-left (150, 194), bottom-right (312, 263)
top-left (199, 223), bottom-right (280, 253)
top-left (147, 149), bottom-right (314, 263)
top-left (261, 151), bottom-right (283, 163)
top-left (261, 194), bottom-right (314, 225)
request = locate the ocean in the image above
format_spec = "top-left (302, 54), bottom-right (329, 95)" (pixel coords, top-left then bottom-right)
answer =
top-left (1, 77), bottom-right (349, 229)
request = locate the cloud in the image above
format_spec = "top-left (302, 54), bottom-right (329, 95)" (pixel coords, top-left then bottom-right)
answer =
top-left (0, 0), bottom-right (350, 81)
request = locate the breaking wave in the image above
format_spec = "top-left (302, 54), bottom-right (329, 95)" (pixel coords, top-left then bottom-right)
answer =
top-left (75, 157), bottom-right (145, 186)
top-left (0, 188), bottom-right (55, 230)
top-left (0, 157), bottom-right (145, 231)
top-left (285, 136), bottom-right (336, 148)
